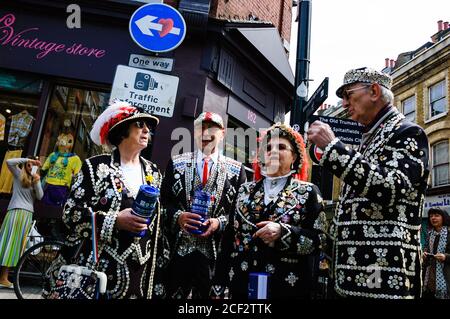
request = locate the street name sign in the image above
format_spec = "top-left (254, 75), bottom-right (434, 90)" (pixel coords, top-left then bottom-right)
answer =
top-left (310, 115), bottom-right (363, 145)
top-left (110, 65), bottom-right (179, 118)
top-left (129, 3), bottom-right (187, 53)
top-left (303, 77), bottom-right (329, 121)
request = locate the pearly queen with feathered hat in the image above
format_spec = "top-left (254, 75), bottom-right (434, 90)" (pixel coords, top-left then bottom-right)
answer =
top-left (90, 100), bottom-right (159, 146)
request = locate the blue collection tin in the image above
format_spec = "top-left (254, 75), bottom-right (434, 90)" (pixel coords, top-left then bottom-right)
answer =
top-left (189, 190), bottom-right (210, 235)
top-left (130, 185), bottom-right (160, 237)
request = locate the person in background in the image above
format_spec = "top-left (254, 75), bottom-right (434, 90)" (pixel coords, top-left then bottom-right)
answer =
top-left (212, 123), bottom-right (327, 299)
top-left (0, 156), bottom-right (43, 288)
top-left (423, 207), bottom-right (450, 299)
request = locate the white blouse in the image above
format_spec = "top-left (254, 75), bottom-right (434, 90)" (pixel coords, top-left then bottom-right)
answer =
top-left (262, 172), bottom-right (292, 206)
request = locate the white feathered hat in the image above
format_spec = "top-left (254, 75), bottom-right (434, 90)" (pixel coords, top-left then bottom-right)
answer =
top-left (90, 100), bottom-right (159, 146)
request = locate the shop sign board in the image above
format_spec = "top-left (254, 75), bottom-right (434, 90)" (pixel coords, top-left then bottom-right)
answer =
top-left (424, 194), bottom-right (450, 216)
top-left (110, 65), bottom-right (179, 118)
top-left (227, 96), bottom-right (271, 130)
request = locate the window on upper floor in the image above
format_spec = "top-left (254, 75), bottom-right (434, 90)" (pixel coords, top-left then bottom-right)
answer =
top-left (432, 140), bottom-right (450, 187)
top-left (429, 80), bottom-right (447, 119)
top-left (402, 95), bottom-right (416, 122)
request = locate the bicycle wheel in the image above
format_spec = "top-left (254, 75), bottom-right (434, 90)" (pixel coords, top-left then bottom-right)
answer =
top-left (14, 240), bottom-right (64, 299)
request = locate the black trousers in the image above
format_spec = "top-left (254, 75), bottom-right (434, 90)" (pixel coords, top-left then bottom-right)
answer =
top-left (167, 251), bottom-right (213, 299)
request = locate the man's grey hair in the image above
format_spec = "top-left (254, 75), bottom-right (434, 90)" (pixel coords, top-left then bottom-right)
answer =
top-left (380, 86), bottom-right (394, 105)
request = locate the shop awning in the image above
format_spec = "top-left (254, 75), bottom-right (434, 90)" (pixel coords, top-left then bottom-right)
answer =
top-left (236, 27), bottom-right (294, 85)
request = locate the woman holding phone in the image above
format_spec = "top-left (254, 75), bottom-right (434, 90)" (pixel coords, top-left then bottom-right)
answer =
top-left (0, 157), bottom-right (43, 288)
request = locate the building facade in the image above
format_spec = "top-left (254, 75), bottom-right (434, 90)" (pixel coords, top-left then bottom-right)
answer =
top-left (308, 22), bottom-right (450, 235)
top-left (0, 0), bottom-right (295, 220)
top-left (391, 22), bottom-right (450, 220)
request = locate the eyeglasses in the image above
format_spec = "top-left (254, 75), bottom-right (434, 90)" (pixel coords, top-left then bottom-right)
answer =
top-left (265, 143), bottom-right (293, 153)
top-left (342, 85), bottom-right (370, 100)
top-left (133, 120), bottom-right (150, 129)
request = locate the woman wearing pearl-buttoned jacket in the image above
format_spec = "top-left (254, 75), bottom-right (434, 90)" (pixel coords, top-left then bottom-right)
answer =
top-left (45, 101), bottom-right (170, 299)
top-left (211, 123), bottom-right (328, 299)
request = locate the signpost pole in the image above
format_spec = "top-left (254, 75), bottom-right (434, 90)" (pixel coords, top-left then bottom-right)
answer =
top-left (290, 0), bottom-right (312, 134)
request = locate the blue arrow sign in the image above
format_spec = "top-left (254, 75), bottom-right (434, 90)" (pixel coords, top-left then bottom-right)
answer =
top-left (129, 3), bottom-right (187, 53)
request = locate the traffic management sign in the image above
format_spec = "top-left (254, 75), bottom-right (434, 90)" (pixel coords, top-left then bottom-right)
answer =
top-left (110, 65), bottom-right (179, 118)
top-left (129, 3), bottom-right (187, 53)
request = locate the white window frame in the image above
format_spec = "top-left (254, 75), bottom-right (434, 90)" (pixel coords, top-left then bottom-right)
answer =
top-left (429, 80), bottom-right (447, 119)
top-left (432, 140), bottom-right (450, 187)
top-left (401, 95), bottom-right (416, 122)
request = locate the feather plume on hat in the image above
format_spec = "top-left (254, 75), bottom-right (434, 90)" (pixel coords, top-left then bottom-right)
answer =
top-left (90, 100), bottom-right (159, 146)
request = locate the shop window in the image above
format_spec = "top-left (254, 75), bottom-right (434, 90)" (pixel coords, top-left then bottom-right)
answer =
top-left (38, 85), bottom-right (110, 187)
top-left (432, 141), bottom-right (449, 187)
top-left (0, 69), bottom-right (43, 94)
top-left (429, 80), bottom-right (447, 119)
top-left (225, 117), bottom-right (257, 179)
top-left (401, 95), bottom-right (415, 122)
top-left (0, 70), bottom-right (42, 195)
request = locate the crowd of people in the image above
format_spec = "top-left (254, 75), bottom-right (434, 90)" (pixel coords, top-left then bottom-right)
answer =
top-left (0, 67), bottom-right (448, 299)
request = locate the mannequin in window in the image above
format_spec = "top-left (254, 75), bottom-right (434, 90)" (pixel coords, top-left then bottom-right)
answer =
top-left (41, 132), bottom-right (82, 206)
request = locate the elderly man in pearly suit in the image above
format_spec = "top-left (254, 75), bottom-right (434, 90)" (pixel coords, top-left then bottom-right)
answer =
top-left (161, 112), bottom-right (246, 298)
top-left (308, 67), bottom-right (430, 299)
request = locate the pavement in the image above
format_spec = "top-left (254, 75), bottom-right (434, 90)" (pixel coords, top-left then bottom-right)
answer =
top-left (0, 286), bottom-right (17, 299)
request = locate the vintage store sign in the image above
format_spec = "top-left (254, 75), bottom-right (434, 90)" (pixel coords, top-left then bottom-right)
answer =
top-left (0, 13), bottom-right (107, 59)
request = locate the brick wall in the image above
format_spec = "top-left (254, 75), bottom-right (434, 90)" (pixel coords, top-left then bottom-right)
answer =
top-left (164, 0), bottom-right (292, 44)
top-left (211, 0), bottom-right (292, 43)
top-left (164, 0), bottom-right (179, 8)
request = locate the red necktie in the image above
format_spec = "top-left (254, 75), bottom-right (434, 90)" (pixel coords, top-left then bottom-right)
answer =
top-left (202, 157), bottom-right (209, 187)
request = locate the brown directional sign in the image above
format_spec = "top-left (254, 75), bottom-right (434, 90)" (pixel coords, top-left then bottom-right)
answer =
top-left (303, 77), bottom-right (328, 121)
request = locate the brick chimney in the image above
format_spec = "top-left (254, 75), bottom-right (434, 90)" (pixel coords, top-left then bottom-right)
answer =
top-left (385, 58), bottom-right (390, 68)
top-left (390, 59), bottom-right (395, 68)
top-left (444, 21), bottom-right (449, 29)
top-left (438, 20), bottom-right (444, 31)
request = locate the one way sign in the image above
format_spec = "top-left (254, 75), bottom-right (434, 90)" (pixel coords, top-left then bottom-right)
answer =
top-left (129, 3), bottom-right (187, 53)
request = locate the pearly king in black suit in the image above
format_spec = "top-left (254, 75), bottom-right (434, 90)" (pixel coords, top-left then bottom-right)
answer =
top-left (320, 107), bottom-right (429, 299)
top-left (46, 150), bottom-right (170, 299)
top-left (161, 151), bottom-right (246, 298)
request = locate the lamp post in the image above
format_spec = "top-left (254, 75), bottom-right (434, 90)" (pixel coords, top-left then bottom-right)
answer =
top-left (290, 0), bottom-right (312, 134)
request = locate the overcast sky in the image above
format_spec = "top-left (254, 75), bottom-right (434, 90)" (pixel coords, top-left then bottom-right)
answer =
top-left (288, 0), bottom-right (450, 109)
